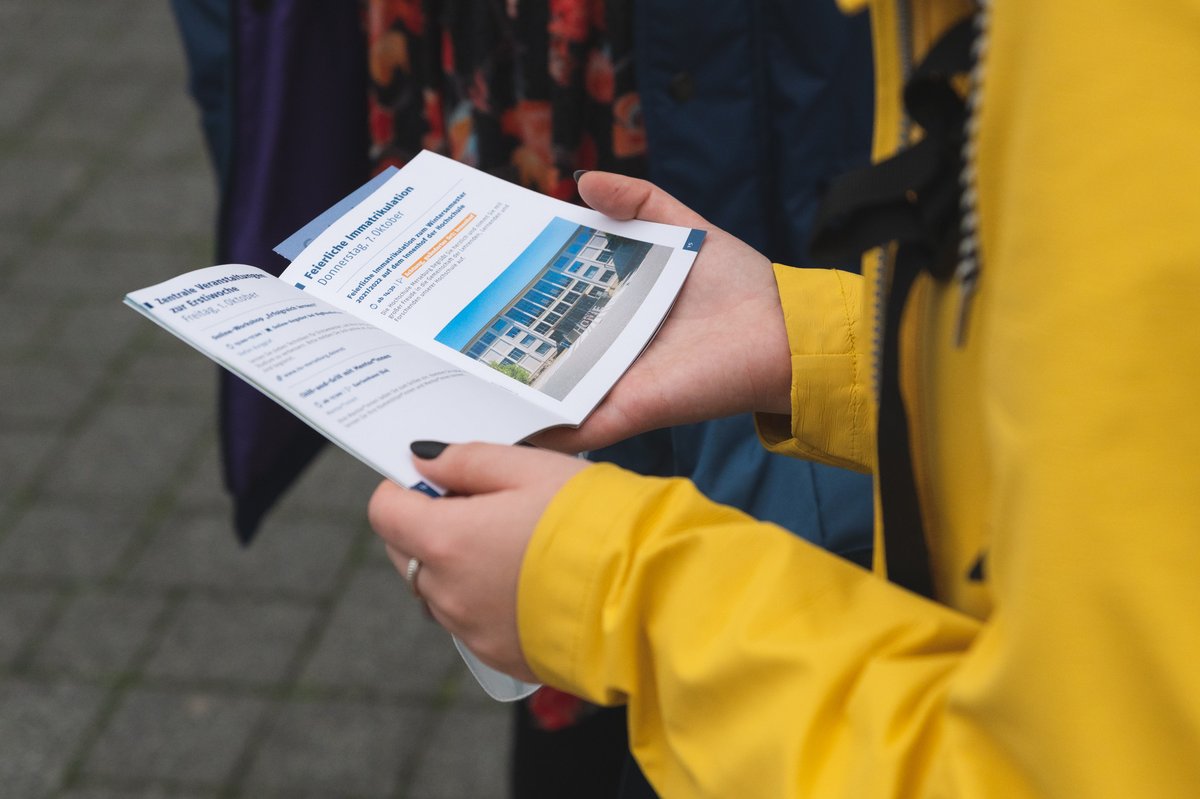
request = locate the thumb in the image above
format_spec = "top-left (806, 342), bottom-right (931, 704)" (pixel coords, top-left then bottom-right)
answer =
top-left (577, 172), bottom-right (711, 230)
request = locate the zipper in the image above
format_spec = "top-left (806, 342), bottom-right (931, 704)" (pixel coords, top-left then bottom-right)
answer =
top-left (872, 0), bottom-right (917, 401)
top-left (953, 0), bottom-right (991, 347)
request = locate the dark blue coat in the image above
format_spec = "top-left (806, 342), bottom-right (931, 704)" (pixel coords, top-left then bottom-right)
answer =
top-left (589, 0), bottom-right (875, 564)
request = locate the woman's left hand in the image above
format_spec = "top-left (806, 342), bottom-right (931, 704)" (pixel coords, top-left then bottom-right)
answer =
top-left (368, 442), bottom-right (590, 682)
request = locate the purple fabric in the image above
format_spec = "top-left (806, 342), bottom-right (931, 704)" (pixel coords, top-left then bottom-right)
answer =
top-left (220, 0), bottom-right (369, 540)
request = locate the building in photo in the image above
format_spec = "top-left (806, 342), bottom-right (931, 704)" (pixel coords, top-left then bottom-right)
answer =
top-left (453, 223), bottom-right (652, 385)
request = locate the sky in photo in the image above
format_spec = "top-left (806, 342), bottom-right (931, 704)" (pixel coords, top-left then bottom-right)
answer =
top-left (436, 216), bottom-right (581, 349)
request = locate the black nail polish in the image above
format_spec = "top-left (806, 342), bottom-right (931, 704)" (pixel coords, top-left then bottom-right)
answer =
top-left (573, 169), bottom-right (589, 183)
top-left (411, 440), bottom-right (448, 459)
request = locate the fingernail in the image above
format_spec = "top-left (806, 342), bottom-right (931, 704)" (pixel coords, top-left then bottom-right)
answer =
top-left (573, 169), bottom-right (589, 183)
top-left (411, 440), bottom-right (448, 459)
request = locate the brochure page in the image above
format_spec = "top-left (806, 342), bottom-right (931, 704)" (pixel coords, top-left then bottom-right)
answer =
top-left (280, 150), bottom-right (704, 424)
top-left (125, 265), bottom-right (557, 489)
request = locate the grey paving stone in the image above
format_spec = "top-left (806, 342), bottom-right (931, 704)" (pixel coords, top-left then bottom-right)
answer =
top-left (0, 503), bottom-right (146, 581)
top-left (0, 429), bottom-right (59, 500)
top-left (363, 532), bottom-right (399, 569)
top-left (0, 359), bottom-right (105, 426)
top-left (0, 677), bottom-right (107, 799)
top-left (14, 2), bottom-right (137, 57)
top-left (60, 166), bottom-right (215, 243)
top-left (300, 566), bottom-right (461, 700)
top-left (10, 239), bottom-right (208, 303)
top-left (0, 153), bottom-right (89, 225)
top-left (99, 0), bottom-right (192, 73)
top-left (172, 441), bottom-right (229, 511)
top-left (0, 290), bottom-right (56, 356)
top-left (40, 300), bottom-right (152, 371)
top-left (112, 348), bottom-right (217, 407)
top-left (0, 228), bottom-right (26, 277)
top-left (60, 785), bottom-right (216, 799)
top-left (407, 704), bottom-right (511, 799)
top-left (0, 53), bottom-right (59, 138)
top-left (144, 595), bottom-right (316, 687)
top-left (83, 687), bottom-right (267, 785)
top-left (33, 589), bottom-right (168, 678)
top-left (242, 699), bottom-right (426, 798)
top-left (279, 446), bottom-right (381, 519)
top-left (42, 402), bottom-right (210, 502)
top-left (33, 67), bottom-right (163, 154)
top-left (124, 88), bottom-right (215, 175)
top-left (0, 587), bottom-right (58, 667)
top-left (128, 510), bottom-right (354, 598)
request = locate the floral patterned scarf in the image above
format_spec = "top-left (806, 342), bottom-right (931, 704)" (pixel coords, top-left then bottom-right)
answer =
top-left (366, 0), bottom-right (647, 198)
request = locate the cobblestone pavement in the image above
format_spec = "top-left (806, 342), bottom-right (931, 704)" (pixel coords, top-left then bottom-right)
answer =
top-left (0, 3), bottom-right (511, 796)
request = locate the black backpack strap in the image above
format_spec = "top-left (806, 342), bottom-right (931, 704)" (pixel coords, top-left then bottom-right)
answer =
top-left (808, 18), bottom-right (976, 598)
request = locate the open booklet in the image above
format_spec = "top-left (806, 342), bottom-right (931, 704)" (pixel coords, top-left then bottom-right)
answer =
top-left (125, 150), bottom-right (705, 700)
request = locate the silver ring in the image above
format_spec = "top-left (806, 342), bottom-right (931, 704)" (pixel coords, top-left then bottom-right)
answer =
top-left (404, 556), bottom-right (423, 599)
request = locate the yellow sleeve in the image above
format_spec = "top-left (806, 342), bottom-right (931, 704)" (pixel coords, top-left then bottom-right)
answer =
top-left (519, 463), bottom-right (979, 798)
top-left (754, 265), bottom-right (873, 473)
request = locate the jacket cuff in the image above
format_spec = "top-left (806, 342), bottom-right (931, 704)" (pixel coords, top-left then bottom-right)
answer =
top-left (754, 265), bottom-right (871, 473)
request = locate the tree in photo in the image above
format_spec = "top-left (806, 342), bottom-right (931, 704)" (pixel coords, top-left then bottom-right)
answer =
top-left (488, 360), bottom-right (533, 385)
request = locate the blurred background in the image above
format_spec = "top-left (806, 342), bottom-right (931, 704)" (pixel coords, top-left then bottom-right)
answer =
top-left (0, 2), bottom-right (510, 796)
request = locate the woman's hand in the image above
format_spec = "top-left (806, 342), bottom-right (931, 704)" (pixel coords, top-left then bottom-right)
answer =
top-left (368, 442), bottom-right (590, 681)
top-left (531, 172), bottom-right (792, 453)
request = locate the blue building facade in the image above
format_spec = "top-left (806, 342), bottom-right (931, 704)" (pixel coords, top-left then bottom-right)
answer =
top-left (461, 225), bottom-right (649, 380)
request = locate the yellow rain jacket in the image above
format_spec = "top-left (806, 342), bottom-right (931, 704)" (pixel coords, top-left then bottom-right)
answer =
top-left (518, 0), bottom-right (1200, 795)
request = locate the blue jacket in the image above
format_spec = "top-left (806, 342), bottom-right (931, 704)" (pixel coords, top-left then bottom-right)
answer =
top-left (590, 0), bottom-right (875, 563)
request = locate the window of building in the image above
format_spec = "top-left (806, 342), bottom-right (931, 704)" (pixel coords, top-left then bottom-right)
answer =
top-left (584, 266), bottom-right (599, 278)
top-left (506, 326), bottom-right (520, 338)
top-left (516, 299), bottom-right (544, 316)
top-left (565, 291), bottom-right (581, 303)
top-left (500, 358), bottom-right (515, 367)
top-left (573, 280), bottom-right (589, 290)
top-left (575, 231), bottom-right (591, 244)
top-left (545, 271), bottom-right (572, 286)
top-left (468, 342), bottom-right (487, 358)
top-left (491, 319), bottom-right (507, 332)
top-left (509, 348), bottom-right (526, 361)
top-left (506, 309), bottom-right (534, 326)
top-left (535, 322), bottom-right (551, 334)
top-left (597, 250), bottom-right (613, 263)
top-left (567, 261), bottom-right (582, 273)
top-left (521, 334), bottom-right (536, 346)
top-left (554, 302), bottom-right (570, 314)
top-left (600, 270), bottom-right (615, 282)
top-left (554, 255), bottom-right (569, 269)
top-left (536, 342), bottom-right (553, 355)
top-left (526, 289), bottom-right (556, 307)
top-left (535, 279), bottom-right (564, 297)
top-left (566, 244), bottom-right (581, 254)
top-left (545, 314), bottom-right (561, 325)
top-left (590, 287), bottom-right (605, 297)
top-left (481, 331), bottom-right (497, 345)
